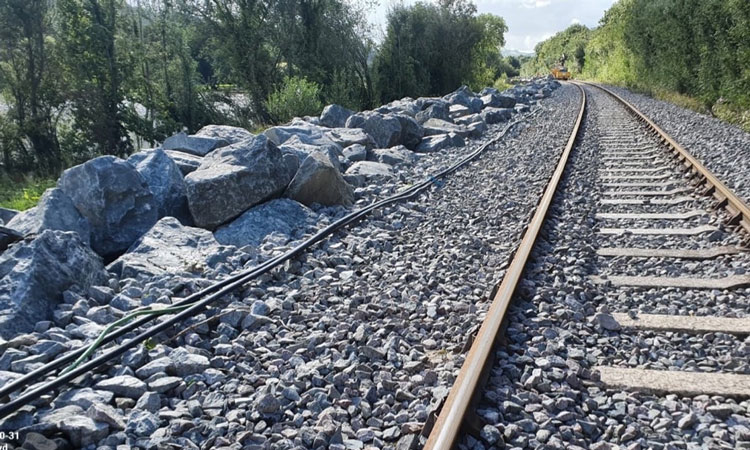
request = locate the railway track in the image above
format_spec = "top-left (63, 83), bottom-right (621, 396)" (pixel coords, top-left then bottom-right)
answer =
top-left (427, 83), bottom-right (750, 449)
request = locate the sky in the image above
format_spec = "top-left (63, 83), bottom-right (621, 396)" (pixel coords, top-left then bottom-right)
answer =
top-left (371, 0), bottom-right (618, 53)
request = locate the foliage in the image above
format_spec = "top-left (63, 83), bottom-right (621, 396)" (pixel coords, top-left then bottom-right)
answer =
top-left (373, 0), bottom-right (506, 103)
top-left (521, 24), bottom-right (591, 77)
top-left (0, 0), bottom-right (513, 177)
top-left (523, 0), bottom-right (750, 131)
top-left (265, 76), bottom-right (323, 124)
top-left (0, 175), bottom-right (56, 211)
top-left (0, 0), bottom-right (65, 175)
top-left (466, 14), bottom-right (508, 91)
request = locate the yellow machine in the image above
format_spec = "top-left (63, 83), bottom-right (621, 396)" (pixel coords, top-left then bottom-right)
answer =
top-left (551, 53), bottom-right (571, 80)
top-left (551, 67), bottom-right (571, 80)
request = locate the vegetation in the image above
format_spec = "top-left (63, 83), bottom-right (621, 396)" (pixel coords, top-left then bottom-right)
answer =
top-left (522, 0), bottom-right (750, 131)
top-left (372, 0), bottom-right (514, 103)
top-left (0, 176), bottom-right (56, 211)
top-left (0, 0), bottom-right (513, 185)
top-left (265, 76), bottom-right (323, 124)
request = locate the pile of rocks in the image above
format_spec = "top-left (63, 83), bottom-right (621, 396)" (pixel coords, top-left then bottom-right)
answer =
top-left (0, 79), bottom-right (560, 340)
top-left (0, 78), bottom-right (562, 449)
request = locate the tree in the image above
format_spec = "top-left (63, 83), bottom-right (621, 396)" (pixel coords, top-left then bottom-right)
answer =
top-left (0, 0), bottom-right (64, 174)
top-left (467, 13), bottom-right (508, 90)
top-left (58, 0), bottom-right (132, 157)
top-left (373, 0), bottom-right (491, 103)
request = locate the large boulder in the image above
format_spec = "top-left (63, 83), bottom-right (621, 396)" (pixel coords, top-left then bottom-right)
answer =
top-left (163, 150), bottom-right (203, 175)
top-left (279, 137), bottom-right (344, 171)
top-left (421, 118), bottom-right (471, 138)
top-left (0, 230), bottom-right (106, 338)
top-left (448, 105), bottom-right (472, 119)
top-left (416, 103), bottom-right (450, 124)
top-left (194, 125), bottom-right (254, 144)
top-left (344, 161), bottom-right (395, 187)
top-left (58, 156), bottom-right (159, 258)
top-left (345, 113), bottom-right (402, 148)
top-left (325, 128), bottom-right (376, 149)
top-left (393, 115), bottom-right (424, 150)
top-left (378, 98), bottom-right (420, 117)
top-left (108, 217), bottom-right (222, 280)
top-left (343, 144), bottom-right (367, 162)
top-left (482, 108), bottom-right (513, 124)
top-left (163, 132), bottom-right (228, 157)
top-left (443, 86), bottom-right (482, 113)
top-left (284, 152), bottom-right (354, 207)
top-left (371, 146), bottom-right (419, 166)
top-left (319, 104), bottom-right (354, 128)
top-left (185, 136), bottom-right (294, 229)
top-left (128, 149), bottom-right (189, 223)
top-left (416, 133), bottom-right (465, 153)
top-left (214, 199), bottom-right (319, 248)
top-left (481, 93), bottom-right (516, 109)
top-left (263, 119), bottom-right (333, 147)
top-left (6, 188), bottom-right (91, 245)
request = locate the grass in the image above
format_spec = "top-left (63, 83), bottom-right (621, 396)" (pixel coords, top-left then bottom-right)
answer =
top-left (0, 176), bottom-right (57, 211)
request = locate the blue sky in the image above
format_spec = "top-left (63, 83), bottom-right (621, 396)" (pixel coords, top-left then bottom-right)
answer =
top-left (371, 0), bottom-right (618, 52)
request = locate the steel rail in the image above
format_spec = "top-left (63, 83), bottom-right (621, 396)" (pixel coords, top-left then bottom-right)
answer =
top-left (423, 82), bottom-right (587, 449)
top-left (585, 82), bottom-right (750, 234)
top-left (0, 110), bottom-right (541, 420)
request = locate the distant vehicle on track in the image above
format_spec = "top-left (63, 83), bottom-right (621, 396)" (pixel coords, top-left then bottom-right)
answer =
top-left (551, 66), bottom-right (571, 80)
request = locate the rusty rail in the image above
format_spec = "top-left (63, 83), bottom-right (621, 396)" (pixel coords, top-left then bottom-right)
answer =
top-left (423, 82), bottom-right (587, 449)
top-left (587, 82), bottom-right (750, 234)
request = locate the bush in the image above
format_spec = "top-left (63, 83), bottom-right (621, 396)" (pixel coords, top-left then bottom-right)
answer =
top-left (265, 76), bottom-right (323, 124)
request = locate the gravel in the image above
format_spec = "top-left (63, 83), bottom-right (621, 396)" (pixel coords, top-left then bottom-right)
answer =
top-left (458, 85), bottom-right (750, 450)
top-left (608, 85), bottom-right (750, 204)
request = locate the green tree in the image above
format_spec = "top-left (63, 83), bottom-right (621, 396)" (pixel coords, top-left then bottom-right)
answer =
top-left (467, 13), bottom-right (507, 91)
top-left (373, 0), bottom-right (490, 103)
top-left (58, 0), bottom-right (132, 157)
top-left (0, 0), bottom-right (64, 174)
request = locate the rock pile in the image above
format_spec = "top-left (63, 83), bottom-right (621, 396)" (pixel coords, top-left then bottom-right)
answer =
top-left (0, 78), bottom-right (562, 449)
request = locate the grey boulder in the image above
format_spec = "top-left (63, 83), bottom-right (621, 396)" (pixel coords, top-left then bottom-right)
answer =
top-left (107, 217), bottom-right (222, 280)
top-left (319, 104), bottom-right (354, 128)
top-left (185, 135), bottom-right (294, 229)
top-left (214, 198), bottom-right (319, 248)
top-left (346, 112), bottom-right (402, 148)
top-left (284, 152), bottom-right (354, 207)
top-left (481, 93), bottom-right (516, 109)
top-left (343, 144), bottom-right (368, 162)
top-left (421, 118), bottom-right (470, 139)
top-left (416, 133), bottom-right (465, 153)
top-left (393, 115), bottom-right (424, 149)
top-left (194, 125), bottom-right (254, 144)
top-left (325, 128), bottom-right (376, 149)
top-left (263, 119), bottom-right (333, 147)
top-left (344, 161), bottom-right (395, 187)
top-left (372, 146), bottom-right (419, 166)
top-left (482, 107), bottom-right (513, 124)
top-left (163, 131), bottom-right (228, 157)
top-left (415, 103), bottom-right (450, 124)
top-left (0, 230), bottom-right (106, 338)
top-left (6, 188), bottom-right (91, 245)
top-left (443, 86), bottom-right (482, 113)
top-left (58, 155), bottom-right (159, 258)
top-left (128, 148), bottom-right (189, 223)
top-left (161, 150), bottom-right (203, 175)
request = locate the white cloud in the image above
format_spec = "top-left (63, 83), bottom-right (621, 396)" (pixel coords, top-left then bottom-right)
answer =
top-left (522, 0), bottom-right (551, 7)
top-left (571, 18), bottom-right (581, 24)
